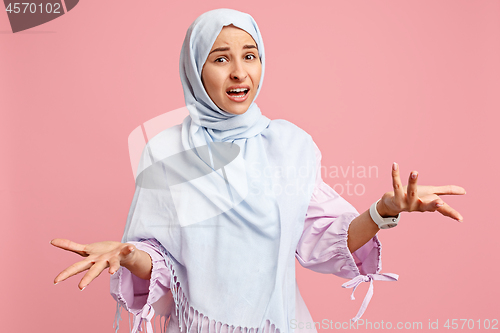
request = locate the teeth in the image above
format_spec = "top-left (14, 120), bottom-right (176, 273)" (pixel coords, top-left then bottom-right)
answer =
top-left (228, 88), bottom-right (248, 93)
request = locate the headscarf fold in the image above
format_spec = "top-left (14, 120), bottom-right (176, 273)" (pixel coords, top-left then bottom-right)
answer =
top-left (121, 8), bottom-right (317, 333)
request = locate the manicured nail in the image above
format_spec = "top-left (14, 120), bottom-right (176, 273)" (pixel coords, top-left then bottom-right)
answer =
top-left (411, 172), bottom-right (417, 179)
top-left (436, 203), bottom-right (443, 207)
top-left (80, 286), bottom-right (86, 291)
top-left (393, 162), bottom-right (398, 171)
top-left (54, 281), bottom-right (59, 285)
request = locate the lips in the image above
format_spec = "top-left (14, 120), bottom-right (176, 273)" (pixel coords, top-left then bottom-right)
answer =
top-left (226, 85), bottom-right (250, 102)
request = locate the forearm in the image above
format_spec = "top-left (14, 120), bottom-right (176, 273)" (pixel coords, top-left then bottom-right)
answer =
top-left (347, 200), bottom-right (397, 253)
top-left (347, 209), bottom-right (380, 253)
top-left (121, 248), bottom-right (153, 280)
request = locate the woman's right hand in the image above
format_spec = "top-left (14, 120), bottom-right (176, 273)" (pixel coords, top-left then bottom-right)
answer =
top-left (51, 238), bottom-right (141, 290)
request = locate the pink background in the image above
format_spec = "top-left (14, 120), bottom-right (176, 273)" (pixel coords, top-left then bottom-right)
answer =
top-left (1, 0), bottom-right (498, 332)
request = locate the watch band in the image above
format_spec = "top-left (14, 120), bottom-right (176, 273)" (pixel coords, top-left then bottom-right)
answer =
top-left (370, 199), bottom-right (400, 229)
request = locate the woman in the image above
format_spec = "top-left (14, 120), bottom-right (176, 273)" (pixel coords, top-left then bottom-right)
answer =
top-left (51, 8), bottom-right (465, 333)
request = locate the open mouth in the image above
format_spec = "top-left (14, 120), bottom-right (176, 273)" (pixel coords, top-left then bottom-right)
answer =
top-left (226, 87), bottom-right (249, 98)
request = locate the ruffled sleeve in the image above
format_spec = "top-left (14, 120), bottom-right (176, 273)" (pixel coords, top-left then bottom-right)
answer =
top-left (110, 239), bottom-right (173, 333)
top-left (295, 141), bottom-right (397, 322)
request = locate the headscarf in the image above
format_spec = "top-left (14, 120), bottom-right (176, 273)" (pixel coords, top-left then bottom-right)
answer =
top-left (121, 8), bottom-right (317, 333)
top-left (179, 8), bottom-right (269, 142)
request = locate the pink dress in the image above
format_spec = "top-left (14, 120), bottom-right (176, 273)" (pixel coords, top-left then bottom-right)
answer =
top-left (110, 144), bottom-right (395, 333)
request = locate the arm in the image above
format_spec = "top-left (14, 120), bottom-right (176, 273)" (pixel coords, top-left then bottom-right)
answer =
top-left (347, 162), bottom-right (465, 253)
top-left (122, 247), bottom-right (153, 280)
top-left (347, 210), bottom-right (379, 253)
top-left (110, 239), bottom-right (172, 317)
top-left (296, 141), bottom-right (380, 278)
top-left (51, 239), bottom-right (154, 290)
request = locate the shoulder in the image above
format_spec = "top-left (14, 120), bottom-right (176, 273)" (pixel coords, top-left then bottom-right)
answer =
top-left (268, 119), bottom-right (313, 143)
top-left (146, 123), bottom-right (183, 149)
top-left (137, 123), bottom-right (184, 173)
top-left (265, 119), bottom-right (317, 165)
top-left (269, 119), bottom-right (309, 134)
top-left (268, 119), bottom-right (322, 162)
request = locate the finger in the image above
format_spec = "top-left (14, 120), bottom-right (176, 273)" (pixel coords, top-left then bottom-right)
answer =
top-left (108, 256), bottom-right (121, 275)
top-left (407, 171), bottom-right (419, 210)
top-left (116, 244), bottom-right (136, 265)
top-left (79, 261), bottom-right (108, 290)
top-left (50, 238), bottom-right (88, 257)
top-left (108, 245), bottom-right (134, 275)
top-left (54, 260), bottom-right (93, 284)
top-left (120, 244), bottom-right (135, 258)
top-left (431, 185), bottom-right (466, 196)
top-left (436, 202), bottom-right (464, 222)
top-left (392, 162), bottom-right (404, 203)
top-left (417, 197), bottom-right (444, 212)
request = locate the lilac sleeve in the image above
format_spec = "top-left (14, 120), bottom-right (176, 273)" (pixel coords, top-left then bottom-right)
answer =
top-left (295, 141), bottom-right (381, 278)
top-left (110, 239), bottom-right (173, 333)
top-left (295, 142), bottom-right (398, 322)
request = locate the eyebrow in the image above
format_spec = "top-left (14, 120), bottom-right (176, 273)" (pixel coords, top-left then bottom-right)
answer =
top-left (208, 44), bottom-right (258, 55)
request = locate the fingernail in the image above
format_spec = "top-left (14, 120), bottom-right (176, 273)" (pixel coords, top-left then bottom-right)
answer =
top-left (393, 162), bottom-right (398, 171)
top-left (54, 281), bottom-right (59, 286)
top-left (411, 172), bottom-right (417, 179)
top-left (80, 286), bottom-right (86, 291)
top-left (436, 203), bottom-right (443, 207)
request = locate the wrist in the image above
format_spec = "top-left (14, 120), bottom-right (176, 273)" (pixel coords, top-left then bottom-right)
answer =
top-left (371, 199), bottom-right (400, 230)
top-left (123, 249), bottom-right (153, 280)
top-left (377, 198), bottom-right (399, 218)
top-left (119, 243), bottom-right (137, 266)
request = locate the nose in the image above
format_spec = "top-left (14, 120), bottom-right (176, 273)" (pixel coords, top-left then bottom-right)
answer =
top-left (230, 59), bottom-right (247, 81)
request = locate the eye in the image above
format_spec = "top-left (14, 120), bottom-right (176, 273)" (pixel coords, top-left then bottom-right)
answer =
top-left (215, 57), bottom-right (228, 63)
top-left (245, 54), bottom-right (257, 60)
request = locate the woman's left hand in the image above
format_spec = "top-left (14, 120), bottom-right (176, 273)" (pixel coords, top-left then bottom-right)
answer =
top-left (377, 162), bottom-right (466, 221)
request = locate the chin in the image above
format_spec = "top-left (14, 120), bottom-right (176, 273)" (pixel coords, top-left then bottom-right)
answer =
top-left (224, 104), bottom-right (251, 115)
top-left (228, 109), bottom-right (248, 115)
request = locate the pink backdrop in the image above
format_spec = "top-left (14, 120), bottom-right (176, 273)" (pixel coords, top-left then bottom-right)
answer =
top-left (1, 1), bottom-right (498, 332)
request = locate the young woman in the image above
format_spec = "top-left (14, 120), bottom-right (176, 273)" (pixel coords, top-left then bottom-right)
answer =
top-left (51, 8), bottom-right (465, 333)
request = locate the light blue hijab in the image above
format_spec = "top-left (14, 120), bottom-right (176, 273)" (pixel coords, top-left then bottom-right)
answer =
top-left (122, 8), bottom-right (317, 333)
top-left (180, 8), bottom-right (270, 143)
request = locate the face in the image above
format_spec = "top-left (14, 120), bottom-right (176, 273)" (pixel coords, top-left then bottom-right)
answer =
top-left (201, 25), bottom-right (262, 115)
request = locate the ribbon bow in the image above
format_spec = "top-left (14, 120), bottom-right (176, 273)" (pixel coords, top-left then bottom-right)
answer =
top-left (342, 273), bottom-right (399, 322)
top-left (132, 304), bottom-right (155, 333)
